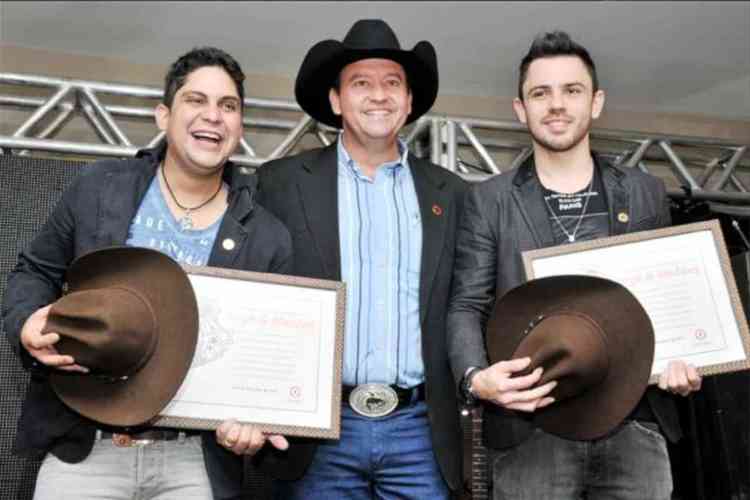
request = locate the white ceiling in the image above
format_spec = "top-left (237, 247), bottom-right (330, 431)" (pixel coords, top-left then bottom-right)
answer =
top-left (2, 1), bottom-right (749, 119)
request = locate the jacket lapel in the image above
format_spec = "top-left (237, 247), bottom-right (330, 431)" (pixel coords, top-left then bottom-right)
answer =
top-left (511, 161), bottom-right (555, 248)
top-left (96, 164), bottom-right (155, 246)
top-left (208, 165), bottom-right (257, 268)
top-left (411, 156), bottom-right (451, 325)
top-left (299, 145), bottom-right (341, 280)
top-left (599, 158), bottom-right (630, 236)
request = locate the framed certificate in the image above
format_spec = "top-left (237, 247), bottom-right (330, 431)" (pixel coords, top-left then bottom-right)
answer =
top-left (522, 219), bottom-right (750, 382)
top-left (153, 266), bottom-right (346, 439)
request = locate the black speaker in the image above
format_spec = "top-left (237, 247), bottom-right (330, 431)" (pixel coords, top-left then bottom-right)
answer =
top-left (0, 154), bottom-right (89, 499)
top-left (672, 252), bottom-right (750, 500)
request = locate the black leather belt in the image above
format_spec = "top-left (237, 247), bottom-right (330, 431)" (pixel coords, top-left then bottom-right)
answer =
top-left (98, 428), bottom-right (200, 447)
top-left (342, 384), bottom-right (425, 417)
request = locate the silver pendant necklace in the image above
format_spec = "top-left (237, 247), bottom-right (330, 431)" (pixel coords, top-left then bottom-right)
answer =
top-left (543, 170), bottom-right (595, 243)
top-left (161, 164), bottom-right (223, 231)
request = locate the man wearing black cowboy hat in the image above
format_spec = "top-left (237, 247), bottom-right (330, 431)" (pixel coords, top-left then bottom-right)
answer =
top-left (254, 19), bottom-right (465, 499)
top-left (3, 47), bottom-right (292, 499)
top-left (447, 31), bottom-right (702, 499)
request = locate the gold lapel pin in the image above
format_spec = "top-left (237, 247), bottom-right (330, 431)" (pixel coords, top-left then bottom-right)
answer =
top-left (432, 204), bottom-right (443, 216)
top-left (617, 212), bottom-right (629, 223)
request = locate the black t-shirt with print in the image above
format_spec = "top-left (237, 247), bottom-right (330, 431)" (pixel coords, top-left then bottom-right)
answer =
top-left (541, 168), bottom-right (609, 245)
top-left (540, 166), bottom-right (656, 422)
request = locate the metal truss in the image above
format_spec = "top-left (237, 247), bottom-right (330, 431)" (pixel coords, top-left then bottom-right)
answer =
top-left (1, 72), bottom-right (748, 203)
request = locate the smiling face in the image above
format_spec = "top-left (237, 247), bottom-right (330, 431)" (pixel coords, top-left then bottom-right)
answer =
top-left (329, 58), bottom-right (412, 150)
top-left (156, 65), bottom-right (243, 177)
top-left (513, 55), bottom-right (605, 154)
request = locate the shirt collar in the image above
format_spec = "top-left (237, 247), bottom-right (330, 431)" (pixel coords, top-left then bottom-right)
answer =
top-left (337, 133), bottom-right (410, 179)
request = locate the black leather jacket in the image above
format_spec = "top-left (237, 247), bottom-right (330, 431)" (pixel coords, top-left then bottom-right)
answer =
top-left (446, 154), bottom-right (681, 450)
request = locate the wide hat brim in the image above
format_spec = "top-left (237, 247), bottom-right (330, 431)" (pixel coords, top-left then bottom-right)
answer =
top-left (49, 247), bottom-right (198, 427)
top-left (295, 39), bottom-right (438, 128)
top-left (486, 275), bottom-right (654, 440)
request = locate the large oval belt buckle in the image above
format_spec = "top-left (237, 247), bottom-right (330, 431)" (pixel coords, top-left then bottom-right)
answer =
top-left (349, 384), bottom-right (399, 417)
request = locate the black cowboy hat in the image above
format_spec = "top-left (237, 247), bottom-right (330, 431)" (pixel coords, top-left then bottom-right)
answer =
top-left (295, 19), bottom-right (438, 128)
top-left (486, 275), bottom-right (654, 440)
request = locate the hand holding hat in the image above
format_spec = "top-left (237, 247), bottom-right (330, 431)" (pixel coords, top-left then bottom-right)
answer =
top-left (21, 304), bottom-right (88, 373)
top-left (41, 246), bottom-right (199, 427)
top-left (484, 275), bottom-right (655, 441)
top-left (470, 357), bottom-right (556, 413)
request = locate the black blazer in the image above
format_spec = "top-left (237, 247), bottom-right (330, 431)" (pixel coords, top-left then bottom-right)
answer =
top-left (447, 154), bottom-right (682, 450)
top-left (254, 143), bottom-right (466, 492)
top-left (2, 145), bottom-right (293, 500)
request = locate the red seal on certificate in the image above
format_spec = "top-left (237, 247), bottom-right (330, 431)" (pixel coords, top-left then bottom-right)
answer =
top-left (289, 386), bottom-right (302, 400)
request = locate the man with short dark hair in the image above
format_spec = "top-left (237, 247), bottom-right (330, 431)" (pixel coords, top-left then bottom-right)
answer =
top-left (447, 31), bottom-right (702, 499)
top-left (254, 19), bottom-right (465, 500)
top-left (2, 46), bottom-right (292, 499)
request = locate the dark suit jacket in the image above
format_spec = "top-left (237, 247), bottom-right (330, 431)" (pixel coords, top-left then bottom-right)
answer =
top-left (2, 144), bottom-right (293, 500)
top-left (447, 154), bottom-right (682, 450)
top-left (254, 143), bottom-right (466, 492)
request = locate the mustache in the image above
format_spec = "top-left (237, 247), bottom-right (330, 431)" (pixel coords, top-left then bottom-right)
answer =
top-left (542, 115), bottom-right (574, 123)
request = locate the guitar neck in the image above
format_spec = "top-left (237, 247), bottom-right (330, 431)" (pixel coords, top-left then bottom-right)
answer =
top-left (461, 406), bottom-right (490, 500)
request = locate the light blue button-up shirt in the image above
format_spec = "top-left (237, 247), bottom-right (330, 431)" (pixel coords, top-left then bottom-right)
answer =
top-left (337, 137), bottom-right (424, 388)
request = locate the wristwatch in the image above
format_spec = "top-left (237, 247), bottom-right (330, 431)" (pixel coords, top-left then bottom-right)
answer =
top-left (460, 366), bottom-right (481, 407)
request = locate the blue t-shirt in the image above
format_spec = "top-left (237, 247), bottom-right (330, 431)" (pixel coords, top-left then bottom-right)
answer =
top-left (126, 176), bottom-right (224, 265)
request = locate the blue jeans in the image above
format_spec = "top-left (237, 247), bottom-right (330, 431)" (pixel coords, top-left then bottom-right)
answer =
top-left (491, 421), bottom-right (672, 500)
top-left (274, 401), bottom-right (449, 500)
top-left (33, 434), bottom-right (212, 499)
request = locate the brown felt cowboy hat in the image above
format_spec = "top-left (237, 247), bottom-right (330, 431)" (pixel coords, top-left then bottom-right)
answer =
top-left (44, 246), bottom-right (198, 427)
top-left (486, 275), bottom-right (654, 440)
top-left (295, 18), bottom-right (438, 128)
